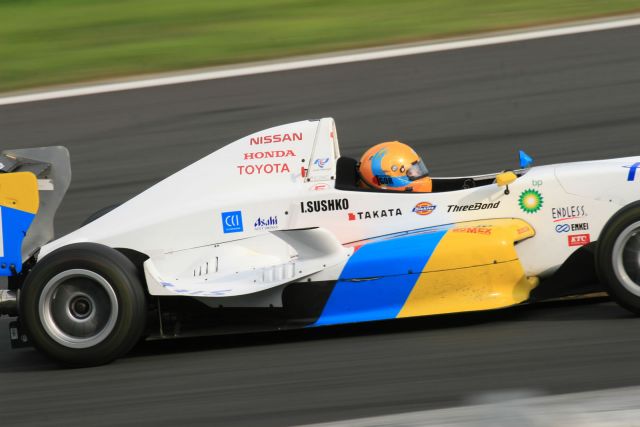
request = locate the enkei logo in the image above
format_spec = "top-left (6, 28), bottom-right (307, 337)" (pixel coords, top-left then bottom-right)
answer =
top-left (250, 133), bottom-right (303, 145)
top-left (568, 234), bottom-right (590, 247)
top-left (555, 223), bottom-right (589, 233)
top-left (221, 211), bottom-right (243, 234)
top-left (413, 202), bottom-right (436, 216)
top-left (314, 158), bottom-right (330, 168)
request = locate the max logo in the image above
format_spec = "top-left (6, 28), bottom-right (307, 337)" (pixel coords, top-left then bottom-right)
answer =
top-left (625, 163), bottom-right (640, 181)
top-left (314, 158), bottom-right (330, 168)
top-left (221, 211), bottom-right (243, 233)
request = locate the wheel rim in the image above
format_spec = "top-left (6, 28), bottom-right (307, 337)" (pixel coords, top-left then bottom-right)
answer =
top-left (612, 221), bottom-right (640, 297)
top-left (38, 269), bottom-right (119, 349)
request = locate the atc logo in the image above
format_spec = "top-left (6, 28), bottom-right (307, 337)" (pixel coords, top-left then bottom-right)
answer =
top-left (413, 202), bottom-right (436, 216)
top-left (314, 158), bottom-right (330, 168)
top-left (568, 234), bottom-right (590, 247)
top-left (624, 163), bottom-right (640, 181)
top-left (221, 211), bottom-right (243, 234)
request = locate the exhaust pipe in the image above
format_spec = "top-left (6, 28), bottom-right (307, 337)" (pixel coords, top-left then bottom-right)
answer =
top-left (0, 290), bottom-right (17, 316)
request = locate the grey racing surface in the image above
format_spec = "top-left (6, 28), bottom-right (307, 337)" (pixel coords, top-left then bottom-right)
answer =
top-left (1, 24), bottom-right (640, 426)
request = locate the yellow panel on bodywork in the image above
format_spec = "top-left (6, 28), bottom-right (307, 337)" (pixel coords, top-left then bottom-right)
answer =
top-left (399, 218), bottom-right (536, 317)
top-left (423, 219), bottom-right (534, 272)
top-left (0, 172), bottom-right (39, 214)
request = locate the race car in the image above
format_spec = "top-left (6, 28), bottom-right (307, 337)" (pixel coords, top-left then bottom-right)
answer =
top-left (1, 118), bottom-right (640, 366)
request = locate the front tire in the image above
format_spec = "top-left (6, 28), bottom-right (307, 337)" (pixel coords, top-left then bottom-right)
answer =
top-left (20, 243), bottom-right (147, 367)
top-left (597, 202), bottom-right (640, 314)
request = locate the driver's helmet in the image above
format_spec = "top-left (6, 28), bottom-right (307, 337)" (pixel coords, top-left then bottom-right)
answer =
top-left (359, 141), bottom-right (432, 192)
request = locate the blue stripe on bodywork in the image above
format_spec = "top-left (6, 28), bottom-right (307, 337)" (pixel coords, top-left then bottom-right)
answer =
top-left (313, 230), bottom-right (447, 326)
top-left (0, 206), bottom-right (36, 276)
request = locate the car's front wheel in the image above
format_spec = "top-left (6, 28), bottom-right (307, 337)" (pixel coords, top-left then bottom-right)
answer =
top-left (19, 243), bottom-right (147, 367)
top-left (597, 202), bottom-right (640, 314)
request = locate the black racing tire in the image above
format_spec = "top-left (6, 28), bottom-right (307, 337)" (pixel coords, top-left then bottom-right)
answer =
top-left (596, 202), bottom-right (640, 315)
top-left (19, 243), bottom-right (147, 367)
top-left (81, 204), bottom-right (121, 227)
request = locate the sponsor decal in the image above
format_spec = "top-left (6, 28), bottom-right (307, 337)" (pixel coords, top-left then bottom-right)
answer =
top-left (310, 183), bottom-right (329, 191)
top-left (555, 223), bottom-right (589, 233)
top-left (518, 189), bottom-right (543, 214)
top-left (413, 202), bottom-right (436, 216)
top-left (250, 132), bottom-right (303, 145)
top-left (243, 149), bottom-right (295, 160)
top-left (452, 226), bottom-right (492, 235)
top-left (532, 179), bottom-right (543, 187)
top-left (447, 201), bottom-right (500, 213)
top-left (568, 233), bottom-right (590, 247)
top-left (314, 158), bottom-right (330, 168)
top-left (300, 198), bottom-right (349, 213)
top-left (552, 205), bottom-right (587, 222)
top-left (237, 163), bottom-right (290, 175)
top-left (517, 226), bottom-right (530, 234)
top-left (254, 216), bottom-right (278, 231)
top-left (221, 211), bottom-right (243, 233)
top-left (375, 175), bottom-right (393, 186)
top-left (624, 162), bottom-right (640, 181)
top-left (348, 208), bottom-right (402, 221)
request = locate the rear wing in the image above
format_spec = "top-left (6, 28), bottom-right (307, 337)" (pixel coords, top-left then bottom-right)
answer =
top-left (0, 147), bottom-right (70, 276)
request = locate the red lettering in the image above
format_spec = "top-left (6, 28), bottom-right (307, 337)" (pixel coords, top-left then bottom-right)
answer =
top-left (238, 163), bottom-right (291, 175)
top-left (249, 133), bottom-right (303, 145)
top-left (243, 150), bottom-right (296, 160)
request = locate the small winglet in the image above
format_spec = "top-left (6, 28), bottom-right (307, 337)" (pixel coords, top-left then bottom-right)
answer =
top-left (519, 150), bottom-right (533, 169)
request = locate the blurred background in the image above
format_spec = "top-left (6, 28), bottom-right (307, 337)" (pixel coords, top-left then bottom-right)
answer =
top-left (1, 0), bottom-right (640, 92)
top-left (2, 2), bottom-right (640, 426)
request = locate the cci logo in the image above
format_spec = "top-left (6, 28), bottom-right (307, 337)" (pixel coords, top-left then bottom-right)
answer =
top-left (314, 158), bottom-right (330, 168)
top-left (625, 163), bottom-right (640, 181)
top-left (221, 211), bottom-right (243, 234)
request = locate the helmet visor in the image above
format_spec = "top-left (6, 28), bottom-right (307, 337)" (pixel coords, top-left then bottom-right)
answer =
top-left (407, 160), bottom-right (429, 181)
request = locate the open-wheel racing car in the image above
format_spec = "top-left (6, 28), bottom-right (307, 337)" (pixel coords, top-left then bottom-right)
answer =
top-left (2, 118), bottom-right (640, 366)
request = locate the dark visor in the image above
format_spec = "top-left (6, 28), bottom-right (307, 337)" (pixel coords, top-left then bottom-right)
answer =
top-left (407, 160), bottom-right (429, 181)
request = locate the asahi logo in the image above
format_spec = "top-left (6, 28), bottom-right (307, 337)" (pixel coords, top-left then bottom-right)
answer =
top-left (348, 208), bottom-right (402, 221)
top-left (300, 198), bottom-right (349, 213)
top-left (243, 150), bottom-right (296, 160)
top-left (254, 216), bottom-right (278, 231)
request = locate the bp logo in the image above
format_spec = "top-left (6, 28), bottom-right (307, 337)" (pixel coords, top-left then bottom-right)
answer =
top-left (519, 189), bottom-right (543, 214)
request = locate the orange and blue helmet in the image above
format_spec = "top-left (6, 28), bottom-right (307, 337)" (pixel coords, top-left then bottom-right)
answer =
top-left (359, 141), bottom-right (432, 192)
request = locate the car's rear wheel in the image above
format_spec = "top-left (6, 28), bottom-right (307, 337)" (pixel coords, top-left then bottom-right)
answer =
top-left (597, 202), bottom-right (640, 314)
top-left (20, 243), bottom-right (147, 367)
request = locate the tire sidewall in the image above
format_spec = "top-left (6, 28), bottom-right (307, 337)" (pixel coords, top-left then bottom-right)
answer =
top-left (597, 201), bottom-right (640, 314)
top-left (20, 243), bottom-right (147, 367)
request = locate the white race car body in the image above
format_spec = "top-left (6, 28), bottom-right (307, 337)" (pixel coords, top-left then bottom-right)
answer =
top-left (5, 118), bottom-right (640, 365)
top-left (34, 118), bottom-right (639, 326)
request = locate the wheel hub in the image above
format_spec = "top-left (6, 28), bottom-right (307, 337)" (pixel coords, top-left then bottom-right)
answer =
top-left (39, 269), bottom-right (119, 349)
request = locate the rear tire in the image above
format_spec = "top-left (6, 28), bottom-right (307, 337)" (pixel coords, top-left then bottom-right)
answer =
top-left (596, 202), bottom-right (640, 315)
top-left (20, 243), bottom-right (147, 367)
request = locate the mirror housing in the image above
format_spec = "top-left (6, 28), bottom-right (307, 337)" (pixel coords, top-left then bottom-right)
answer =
top-left (496, 171), bottom-right (517, 187)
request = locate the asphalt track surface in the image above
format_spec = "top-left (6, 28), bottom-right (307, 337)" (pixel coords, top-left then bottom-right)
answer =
top-left (1, 24), bottom-right (640, 426)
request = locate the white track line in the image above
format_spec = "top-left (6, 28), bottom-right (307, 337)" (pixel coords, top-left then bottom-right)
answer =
top-left (2, 15), bottom-right (640, 106)
top-left (299, 386), bottom-right (640, 427)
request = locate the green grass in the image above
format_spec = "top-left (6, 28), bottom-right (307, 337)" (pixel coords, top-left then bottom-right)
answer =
top-left (1, 0), bottom-right (640, 93)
